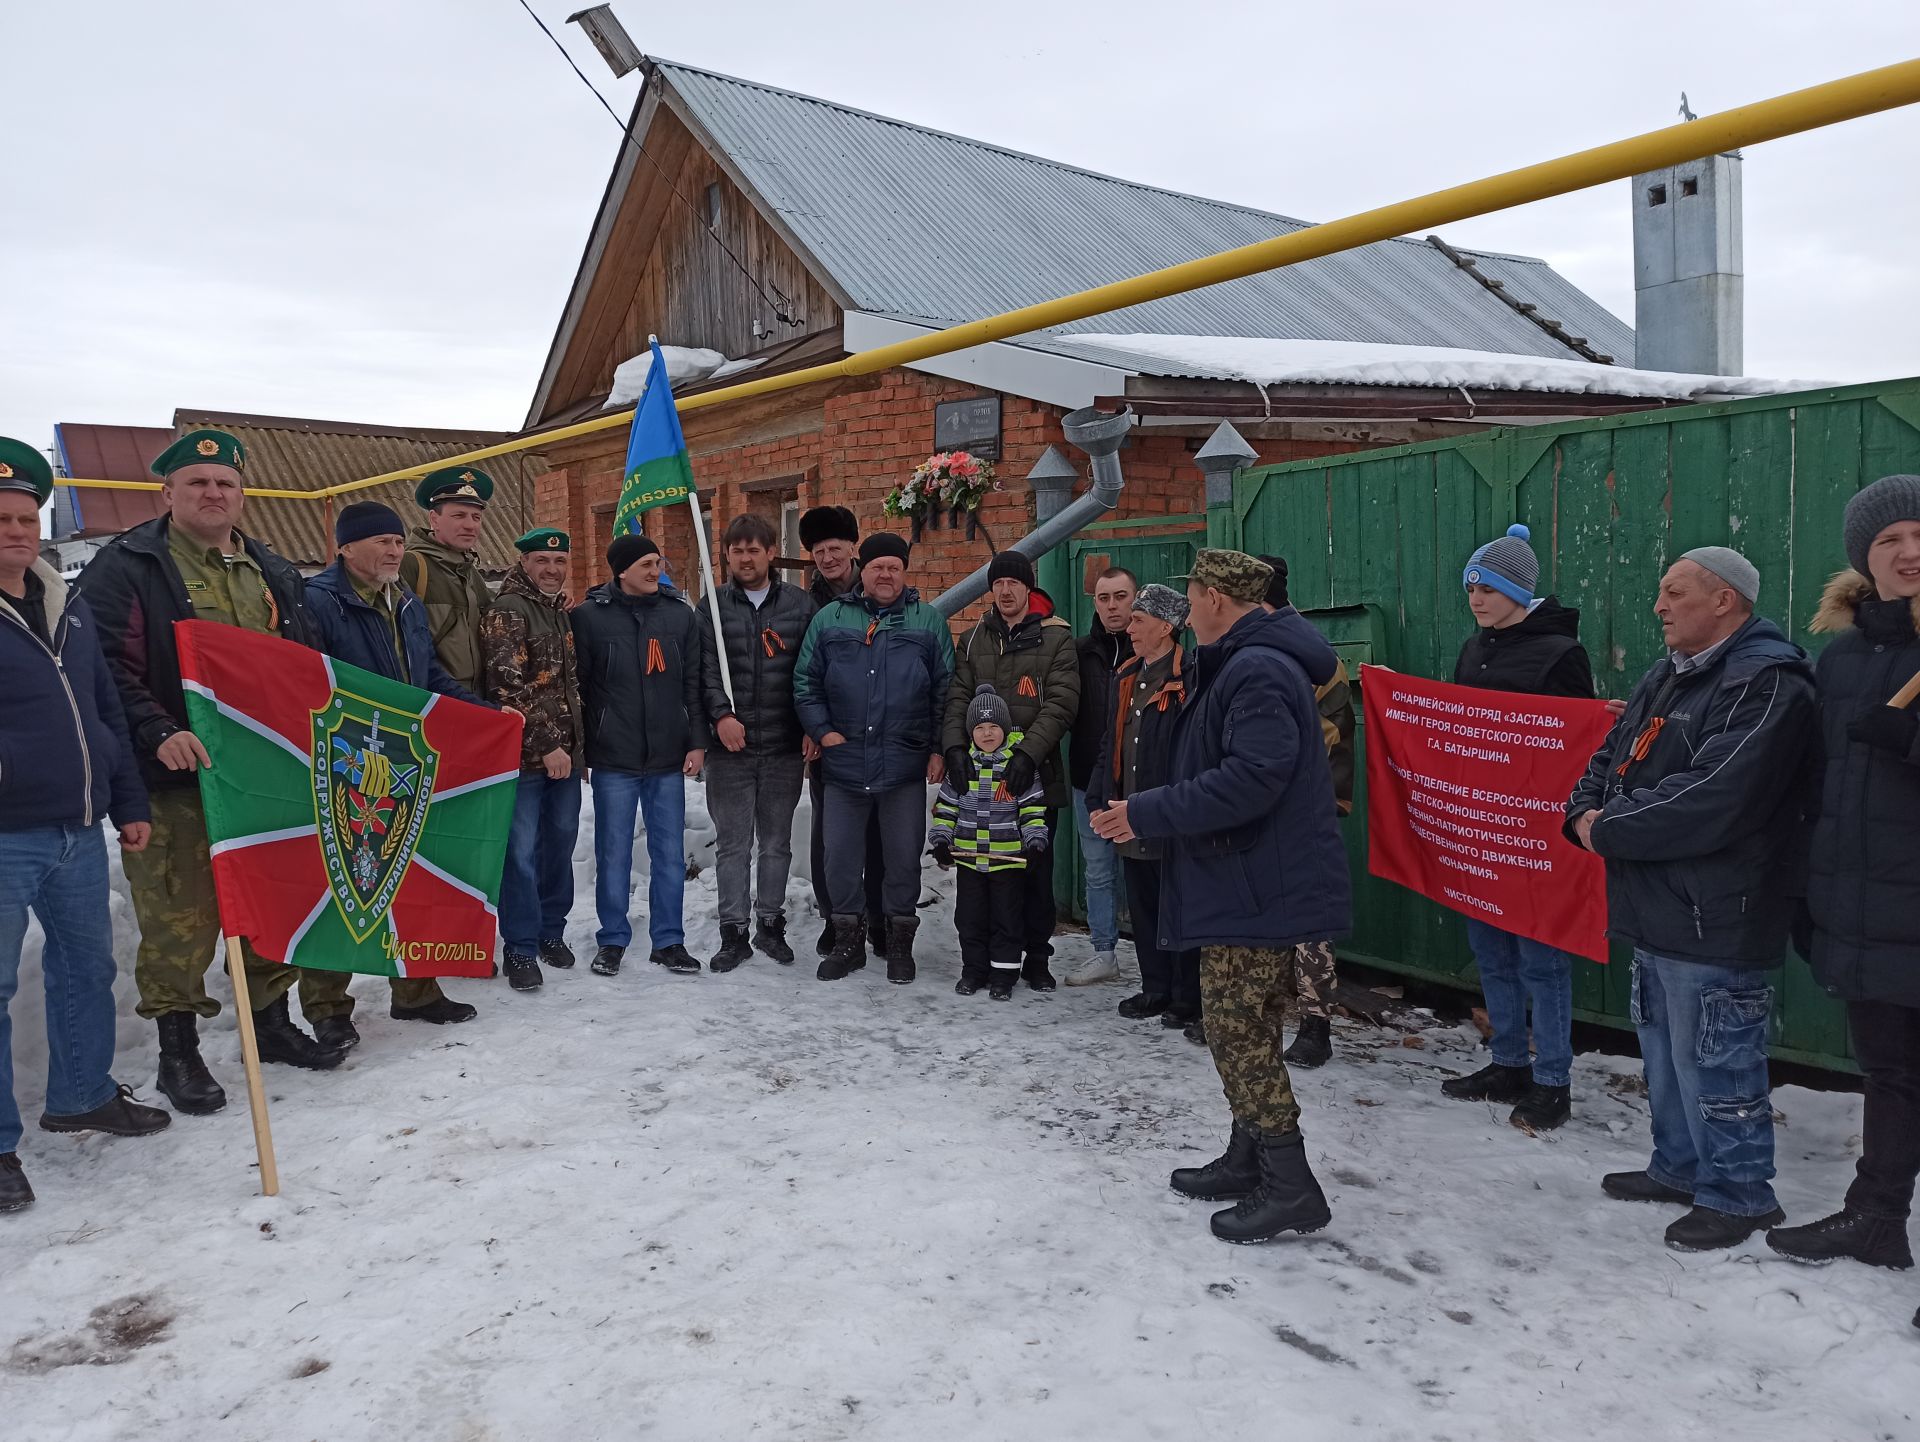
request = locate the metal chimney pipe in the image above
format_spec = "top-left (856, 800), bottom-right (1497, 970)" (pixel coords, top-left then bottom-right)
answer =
top-left (932, 407), bottom-right (1136, 617)
top-left (1194, 420), bottom-right (1258, 510)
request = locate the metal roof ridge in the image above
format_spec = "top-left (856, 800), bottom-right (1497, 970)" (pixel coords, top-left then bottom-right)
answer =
top-left (171, 408), bottom-right (516, 442)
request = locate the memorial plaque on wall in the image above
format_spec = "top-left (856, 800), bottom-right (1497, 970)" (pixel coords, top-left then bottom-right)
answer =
top-left (933, 396), bottom-right (1001, 461)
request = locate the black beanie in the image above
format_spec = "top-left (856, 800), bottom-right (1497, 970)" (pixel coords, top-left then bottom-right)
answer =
top-left (608, 532), bottom-right (661, 578)
top-left (987, 550), bottom-right (1035, 591)
top-left (799, 505), bottom-right (859, 550)
top-left (336, 501), bottom-right (405, 547)
top-left (858, 532), bottom-right (911, 569)
top-left (1258, 554), bottom-right (1290, 609)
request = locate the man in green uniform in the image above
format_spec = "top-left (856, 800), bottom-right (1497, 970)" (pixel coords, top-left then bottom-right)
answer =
top-left (402, 466), bottom-right (494, 693)
top-left (78, 429), bottom-right (343, 1117)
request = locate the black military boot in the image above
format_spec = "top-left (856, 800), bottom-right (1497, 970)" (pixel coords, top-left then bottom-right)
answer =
top-left (591, 945), bottom-right (624, 977)
top-left (0, 1154), bottom-right (32, 1213)
top-left (1766, 1208), bottom-right (1915, 1269)
top-left (708, 925), bottom-right (752, 973)
top-left (1665, 1203), bottom-right (1786, 1252)
top-left (1170, 1122), bottom-right (1261, 1201)
top-left (753, 913), bottom-right (795, 965)
top-left (40, 1084), bottom-right (171, 1138)
top-left (1022, 951), bottom-right (1057, 992)
top-left (537, 938), bottom-right (577, 969)
top-left (1284, 1016), bottom-right (1333, 1070)
top-left (254, 995), bottom-right (347, 1068)
top-left (817, 915), bottom-right (866, 981)
top-left (503, 949), bottom-right (544, 991)
top-left (313, 1016), bottom-right (360, 1053)
top-left (155, 1013), bottom-right (226, 1115)
top-left (390, 995), bottom-right (478, 1024)
top-left (1441, 1060), bottom-right (1532, 1103)
top-left (1209, 1129), bottom-right (1333, 1243)
top-left (885, 915), bottom-right (919, 985)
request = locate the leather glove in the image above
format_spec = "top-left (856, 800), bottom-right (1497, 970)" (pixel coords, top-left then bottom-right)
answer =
top-left (1848, 704), bottom-right (1919, 756)
top-left (943, 747), bottom-right (974, 785)
top-left (1002, 751), bottom-right (1038, 796)
top-left (929, 840), bottom-right (954, 870)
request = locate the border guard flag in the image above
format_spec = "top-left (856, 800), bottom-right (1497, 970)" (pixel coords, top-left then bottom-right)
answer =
top-left (614, 337), bottom-right (698, 533)
top-left (176, 621), bottom-right (521, 978)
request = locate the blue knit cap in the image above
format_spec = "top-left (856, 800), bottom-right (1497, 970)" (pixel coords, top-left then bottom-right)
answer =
top-left (1463, 524), bottom-right (1539, 606)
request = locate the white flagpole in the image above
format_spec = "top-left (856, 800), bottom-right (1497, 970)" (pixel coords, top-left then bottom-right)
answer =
top-left (688, 492), bottom-right (735, 710)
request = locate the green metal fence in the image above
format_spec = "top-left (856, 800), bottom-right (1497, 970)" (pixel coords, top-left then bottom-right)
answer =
top-left (1059, 378), bottom-right (1920, 1070)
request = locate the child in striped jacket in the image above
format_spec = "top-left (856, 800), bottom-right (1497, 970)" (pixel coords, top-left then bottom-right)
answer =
top-left (929, 684), bottom-right (1050, 999)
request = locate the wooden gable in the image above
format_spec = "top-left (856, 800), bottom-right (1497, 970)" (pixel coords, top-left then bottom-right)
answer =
top-left (530, 90), bottom-right (844, 427)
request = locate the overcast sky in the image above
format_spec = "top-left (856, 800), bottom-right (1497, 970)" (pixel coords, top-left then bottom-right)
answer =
top-left (4, 0), bottom-right (1917, 474)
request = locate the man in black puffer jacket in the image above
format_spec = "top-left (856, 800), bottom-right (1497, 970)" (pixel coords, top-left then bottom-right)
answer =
top-left (573, 534), bottom-right (708, 977)
top-left (699, 514), bottom-right (818, 971)
top-left (1770, 474), bottom-right (1920, 1282)
top-left (1567, 546), bottom-right (1819, 1254)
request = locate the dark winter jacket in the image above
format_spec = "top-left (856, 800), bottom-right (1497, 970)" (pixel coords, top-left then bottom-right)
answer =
top-left (795, 586), bottom-right (955, 793)
top-left (572, 583), bottom-right (709, 776)
top-left (942, 590), bottom-right (1081, 808)
top-left (927, 734), bottom-right (1049, 873)
top-left (1085, 644), bottom-right (1190, 861)
top-left (1566, 615), bottom-right (1820, 967)
top-left (305, 560), bottom-right (488, 706)
top-left (1453, 596), bottom-right (1596, 699)
top-left (700, 577), bottom-right (817, 756)
top-left (482, 564), bottom-right (583, 769)
top-left (1069, 618), bottom-right (1133, 791)
top-left (808, 570), bottom-right (856, 610)
top-left (77, 516), bottom-right (315, 791)
top-left (1805, 571), bottom-right (1920, 1005)
top-left (1127, 608), bottom-right (1351, 950)
top-left (0, 560), bottom-right (148, 831)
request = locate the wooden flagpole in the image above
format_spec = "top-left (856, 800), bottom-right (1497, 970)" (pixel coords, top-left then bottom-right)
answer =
top-left (1890, 669), bottom-right (1920, 710)
top-left (224, 938), bottom-right (281, 1197)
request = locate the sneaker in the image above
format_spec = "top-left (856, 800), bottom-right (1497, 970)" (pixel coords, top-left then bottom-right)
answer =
top-left (39, 1084), bottom-right (171, 1138)
top-left (1118, 993), bottom-right (1170, 1020)
top-left (753, 914), bottom-right (796, 965)
top-left (591, 945), bottom-right (624, 977)
top-left (1665, 1204), bottom-right (1786, 1252)
top-left (652, 945), bottom-right (702, 974)
top-left (1509, 1083), bottom-right (1571, 1134)
top-left (1062, 951), bottom-right (1119, 986)
top-left (1766, 1208), bottom-right (1915, 1269)
top-left (503, 950), bottom-right (544, 992)
top-left (1601, 1170), bottom-right (1693, 1206)
top-left (537, 938), bottom-right (577, 969)
top-left (1440, 1061), bottom-right (1533, 1103)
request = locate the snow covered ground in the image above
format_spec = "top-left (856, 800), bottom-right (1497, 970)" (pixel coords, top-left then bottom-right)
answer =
top-left (3, 783), bottom-right (1915, 1442)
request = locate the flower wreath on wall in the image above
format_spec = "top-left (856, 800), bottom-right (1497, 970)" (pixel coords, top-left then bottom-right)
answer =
top-left (882, 451), bottom-right (1002, 540)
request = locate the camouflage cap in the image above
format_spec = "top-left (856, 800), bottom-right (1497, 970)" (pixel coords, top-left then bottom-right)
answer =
top-left (1174, 548), bottom-right (1274, 604)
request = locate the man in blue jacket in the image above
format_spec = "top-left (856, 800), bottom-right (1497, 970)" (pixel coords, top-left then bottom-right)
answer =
top-left (1091, 549), bottom-right (1349, 1244)
top-left (0, 439), bottom-right (169, 1213)
top-left (1568, 546), bottom-right (1820, 1252)
top-left (298, 502), bottom-right (493, 1045)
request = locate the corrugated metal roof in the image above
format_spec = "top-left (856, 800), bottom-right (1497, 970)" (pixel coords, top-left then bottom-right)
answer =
top-left (170, 411), bottom-right (545, 574)
top-left (655, 59), bottom-right (1636, 365)
top-left (50, 424), bottom-right (173, 538)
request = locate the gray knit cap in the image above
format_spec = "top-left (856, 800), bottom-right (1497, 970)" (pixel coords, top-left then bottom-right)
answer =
top-left (1463, 524), bottom-right (1540, 605)
top-left (1131, 582), bottom-right (1190, 630)
top-left (965, 684), bottom-right (1013, 736)
top-left (1843, 474), bottom-right (1920, 576)
top-left (1681, 545), bottom-right (1760, 605)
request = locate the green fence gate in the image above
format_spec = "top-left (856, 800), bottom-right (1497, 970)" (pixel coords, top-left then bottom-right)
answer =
top-left (1062, 378), bottom-right (1920, 1071)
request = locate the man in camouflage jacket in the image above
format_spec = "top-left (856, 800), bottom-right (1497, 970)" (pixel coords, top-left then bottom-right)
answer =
top-left (482, 528), bottom-right (585, 989)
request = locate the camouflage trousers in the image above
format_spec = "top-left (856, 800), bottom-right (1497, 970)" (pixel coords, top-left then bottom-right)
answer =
top-left (298, 969), bottom-right (445, 1023)
top-left (124, 786), bottom-right (298, 1020)
top-left (1199, 946), bottom-right (1301, 1136)
top-left (1289, 939), bottom-right (1339, 1020)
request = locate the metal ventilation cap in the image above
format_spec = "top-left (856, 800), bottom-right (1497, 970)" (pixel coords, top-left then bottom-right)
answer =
top-left (1194, 420), bottom-right (1258, 475)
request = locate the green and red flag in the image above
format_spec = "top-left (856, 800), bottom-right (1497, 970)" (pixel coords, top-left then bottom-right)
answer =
top-left (176, 621), bottom-right (521, 978)
top-left (613, 337), bottom-right (697, 535)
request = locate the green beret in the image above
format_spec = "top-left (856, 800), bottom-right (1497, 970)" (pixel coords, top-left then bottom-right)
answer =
top-left (0, 436), bottom-right (53, 506)
top-left (415, 466), bottom-right (494, 510)
top-left (152, 429), bottom-right (245, 478)
top-left (515, 527), bottom-right (569, 554)
top-left (1174, 548), bottom-right (1275, 604)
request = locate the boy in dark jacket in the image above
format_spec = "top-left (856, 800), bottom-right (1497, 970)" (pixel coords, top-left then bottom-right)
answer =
top-left (1770, 475), bottom-right (1920, 1283)
top-left (1567, 545), bottom-right (1819, 1252)
top-left (931, 686), bottom-right (1050, 1000)
top-left (0, 443), bottom-right (168, 1213)
top-left (573, 534), bottom-right (708, 978)
top-left (1440, 525), bottom-right (1594, 1133)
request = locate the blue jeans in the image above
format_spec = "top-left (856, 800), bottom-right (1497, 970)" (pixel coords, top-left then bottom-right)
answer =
top-left (500, 770), bottom-right (582, 953)
top-left (1631, 949), bottom-right (1778, 1217)
top-left (1071, 788), bottom-right (1119, 953)
top-left (591, 769), bottom-right (686, 951)
top-left (1465, 918), bottom-right (1574, 1087)
top-left (0, 825), bottom-right (119, 1153)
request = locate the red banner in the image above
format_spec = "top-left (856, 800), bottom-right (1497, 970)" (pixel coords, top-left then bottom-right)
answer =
top-left (1361, 666), bottom-right (1613, 963)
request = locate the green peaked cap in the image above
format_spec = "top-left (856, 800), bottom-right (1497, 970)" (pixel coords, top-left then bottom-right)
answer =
top-left (152, 429), bottom-right (246, 478)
